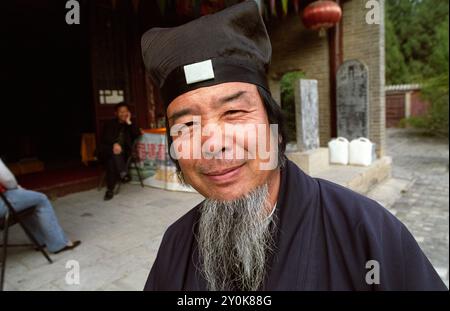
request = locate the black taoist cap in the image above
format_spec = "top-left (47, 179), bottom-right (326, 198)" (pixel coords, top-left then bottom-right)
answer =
top-left (141, 0), bottom-right (272, 108)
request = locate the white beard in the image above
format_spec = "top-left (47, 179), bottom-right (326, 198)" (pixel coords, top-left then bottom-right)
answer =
top-left (197, 183), bottom-right (276, 291)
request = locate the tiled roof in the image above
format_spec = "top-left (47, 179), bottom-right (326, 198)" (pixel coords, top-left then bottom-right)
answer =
top-left (385, 84), bottom-right (421, 92)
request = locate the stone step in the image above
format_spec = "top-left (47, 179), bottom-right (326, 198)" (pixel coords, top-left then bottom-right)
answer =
top-left (312, 156), bottom-right (392, 195)
top-left (366, 177), bottom-right (414, 211)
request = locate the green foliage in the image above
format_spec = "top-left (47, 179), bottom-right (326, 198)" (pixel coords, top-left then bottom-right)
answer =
top-left (402, 116), bottom-right (428, 129)
top-left (385, 18), bottom-right (409, 84)
top-left (415, 75), bottom-right (449, 136)
top-left (280, 71), bottom-right (305, 143)
top-left (386, 0), bottom-right (449, 135)
top-left (385, 0), bottom-right (449, 83)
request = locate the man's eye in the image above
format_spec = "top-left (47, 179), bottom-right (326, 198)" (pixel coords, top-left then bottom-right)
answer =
top-left (225, 110), bottom-right (246, 116)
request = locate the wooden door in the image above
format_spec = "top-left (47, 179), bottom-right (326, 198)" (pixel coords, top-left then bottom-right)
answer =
top-left (89, 0), bottom-right (149, 139)
top-left (386, 93), bottom-right (405, 127)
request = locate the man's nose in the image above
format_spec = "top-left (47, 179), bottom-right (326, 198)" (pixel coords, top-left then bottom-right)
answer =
top-left (200, 123), bottom-right (229, 159)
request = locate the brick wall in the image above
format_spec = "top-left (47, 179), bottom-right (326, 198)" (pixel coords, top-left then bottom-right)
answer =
top-left (267, 0), bottom-right (386, 156)
top-left (342, 0), bottom-right (386, 157)
top-left (267, 16), bottom-right (331, 147)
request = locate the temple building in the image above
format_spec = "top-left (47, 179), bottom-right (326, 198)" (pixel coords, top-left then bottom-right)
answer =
top-left (3, 0), bottom-right (386, 196)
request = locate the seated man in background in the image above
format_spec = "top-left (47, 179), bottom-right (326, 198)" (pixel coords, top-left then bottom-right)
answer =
top-left (97, 102), bottom-right (142, 201)
top-left (0, 158), bottom-right (80, 254)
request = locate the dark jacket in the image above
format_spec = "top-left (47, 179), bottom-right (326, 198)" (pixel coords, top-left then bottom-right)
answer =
top-left (144, 159), bottom-right (447, 291)
top-left (97, 119), bottom-right (141, 161)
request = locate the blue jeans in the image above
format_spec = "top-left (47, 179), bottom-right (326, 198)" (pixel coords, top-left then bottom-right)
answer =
top-left (0, 188), bottom-right (69, 252)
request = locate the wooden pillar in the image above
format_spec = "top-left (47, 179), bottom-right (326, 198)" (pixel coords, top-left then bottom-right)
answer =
top-left (327, 0), bottom-right (343, 138)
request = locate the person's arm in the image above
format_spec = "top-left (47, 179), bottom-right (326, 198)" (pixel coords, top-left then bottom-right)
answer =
top-left (0, 158), bottom-right (18, 189)
top-left (125, 112), bottom-right (142, 141)
top-left (129, 123), bottom-right (142, 142)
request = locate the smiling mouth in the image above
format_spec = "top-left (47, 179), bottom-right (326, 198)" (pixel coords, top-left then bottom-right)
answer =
top-left (202, 163), bottom-right (246, 183)
top-left (204, 163), bottom-right (244, 175)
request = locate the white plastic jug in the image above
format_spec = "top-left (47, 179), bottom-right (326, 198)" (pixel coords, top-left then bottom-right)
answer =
top-left (328, 137), bottom-right (349, 165)
top-left (349, 137), bottom-right (373, 166)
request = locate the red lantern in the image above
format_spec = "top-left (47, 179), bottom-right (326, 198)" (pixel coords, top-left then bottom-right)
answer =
top-left (301, 0), bottom-right (342, 36)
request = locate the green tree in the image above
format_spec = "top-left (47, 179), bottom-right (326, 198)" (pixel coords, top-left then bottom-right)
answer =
top-left (385, 0), bottom-right (449, 83)
top-left (386, 0), bottom-right (449, 135)
top-left (385, 17), bottom-right (409, 84)
top-left (417, 18), bottom-right (449, 136)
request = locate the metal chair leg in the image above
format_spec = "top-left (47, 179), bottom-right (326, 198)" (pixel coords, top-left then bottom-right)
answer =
top-left (134, 158), bottom-right (145, 188)
top-left (1, 212), bottom-right (10, 291)
top-left (114, 181), bottom-right (121, 195)
top-left (17, 219), bottom-right (52, 264)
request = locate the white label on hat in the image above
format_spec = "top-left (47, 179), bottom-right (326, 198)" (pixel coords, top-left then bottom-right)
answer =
top-left (183, 59), bottom-right (215, 84)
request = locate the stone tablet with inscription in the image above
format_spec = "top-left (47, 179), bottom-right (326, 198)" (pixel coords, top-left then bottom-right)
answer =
top-left (336, 60), bottom-right (369, 140)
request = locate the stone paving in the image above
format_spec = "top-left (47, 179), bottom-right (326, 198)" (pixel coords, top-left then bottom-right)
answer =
top-left (3, 186), bottom-right (203, 291)
top-left (383, 128), bottom-right (449, 286)
top-left (3, 128), bottom-right (448, 290)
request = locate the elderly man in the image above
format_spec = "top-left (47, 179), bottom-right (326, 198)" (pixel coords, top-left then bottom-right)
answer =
top-left (141, 1), bottom-right (446, 291)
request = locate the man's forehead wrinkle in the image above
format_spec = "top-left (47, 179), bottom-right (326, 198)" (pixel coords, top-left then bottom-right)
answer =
top-left (214, 89), bottom-right (259, 110)
top-left (168, 103), bottom-right (201, 121)
top-left (221, 90), bottom-right (248, 102)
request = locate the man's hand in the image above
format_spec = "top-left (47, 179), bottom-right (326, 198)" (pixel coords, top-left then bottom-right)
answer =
top-left (126, 112), bottom-right (132, 125)
top-left (113, 143), bottom-right (122, 155)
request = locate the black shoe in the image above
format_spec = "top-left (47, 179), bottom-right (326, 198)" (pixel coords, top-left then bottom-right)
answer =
top-left (53, 240), bottom-right (81, 254)
top-left (104, 190), bottom-right (114, 201)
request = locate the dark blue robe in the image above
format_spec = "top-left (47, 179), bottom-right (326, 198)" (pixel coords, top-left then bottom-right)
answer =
top-left (144, 159), bottom-right (447, 290)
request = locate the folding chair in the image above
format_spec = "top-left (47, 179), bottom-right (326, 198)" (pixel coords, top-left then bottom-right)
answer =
top-left (0, 191), bottom-right (53, 291)
top-left (97, 139), bottom-right (145, 194)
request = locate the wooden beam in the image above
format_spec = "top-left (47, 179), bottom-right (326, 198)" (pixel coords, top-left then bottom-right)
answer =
top-left (327, 0), bottom-right (343, 138)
